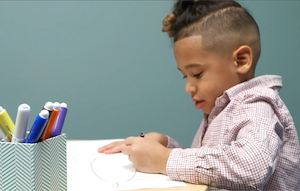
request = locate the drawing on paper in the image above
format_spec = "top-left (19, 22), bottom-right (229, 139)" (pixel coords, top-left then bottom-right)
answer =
top-left (73, 152), bottom-right (160, 188)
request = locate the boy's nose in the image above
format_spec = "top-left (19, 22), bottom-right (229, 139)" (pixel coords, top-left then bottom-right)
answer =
top-left (185, 83), bottom-right (197, 95)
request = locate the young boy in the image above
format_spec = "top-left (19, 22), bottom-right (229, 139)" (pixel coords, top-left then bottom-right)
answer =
top-left (99, 0), bottom-right (300, 190)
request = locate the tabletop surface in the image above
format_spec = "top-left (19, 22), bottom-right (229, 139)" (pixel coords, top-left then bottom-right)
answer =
top-left (135, 183), bottom-right (208, 191)
top-left (67, 140), bottom-right (208, 191)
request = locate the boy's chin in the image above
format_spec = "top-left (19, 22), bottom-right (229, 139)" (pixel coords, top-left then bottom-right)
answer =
top-left (202, 107), bottom-right (213, 115)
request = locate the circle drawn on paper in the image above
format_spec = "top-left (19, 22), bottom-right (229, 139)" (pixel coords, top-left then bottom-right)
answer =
top-left (91, 154), bottom-right (136, 184)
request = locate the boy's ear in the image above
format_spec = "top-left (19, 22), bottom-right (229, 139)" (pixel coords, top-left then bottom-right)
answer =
top-left (233, 45), bottom-right (253, 74)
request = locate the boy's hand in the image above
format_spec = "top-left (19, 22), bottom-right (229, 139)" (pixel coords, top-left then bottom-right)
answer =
top-left (98, 132), bottom-right (168, 154)
top-left (144, 132), bottom-right (168, 147)
top-left (98, 141), bottom-right (126, 154)
top-left (122, 137), bottom-right (172, 175)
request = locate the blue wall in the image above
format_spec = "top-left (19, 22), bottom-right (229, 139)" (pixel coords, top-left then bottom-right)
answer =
top-left (0, 1), bottom-right (299, 147)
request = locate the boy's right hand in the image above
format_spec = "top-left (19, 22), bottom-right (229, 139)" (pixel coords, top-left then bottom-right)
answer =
top-left (143, 132), bottom-right (168, 147)
top-left (97, 132), bottom-right (168, 154)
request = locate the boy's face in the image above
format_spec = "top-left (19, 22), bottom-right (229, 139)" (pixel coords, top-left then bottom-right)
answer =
top-left (174, 35), bottom-right (241, 115)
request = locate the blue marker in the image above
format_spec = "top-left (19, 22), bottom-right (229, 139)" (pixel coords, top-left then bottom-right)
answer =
top-left (51, 103), bottom-right (68, 138)
top-left (38, 101), bottom-right (53, 141)
top-left (25, 110), bottom-right (49, 143)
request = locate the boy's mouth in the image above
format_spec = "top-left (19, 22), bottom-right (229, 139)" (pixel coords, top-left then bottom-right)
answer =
top-left (195, 100), bottom-right (205, 109)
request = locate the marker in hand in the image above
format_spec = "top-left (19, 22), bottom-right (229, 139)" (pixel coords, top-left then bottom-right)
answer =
top-left (12, 104), bottom-right (31, 143)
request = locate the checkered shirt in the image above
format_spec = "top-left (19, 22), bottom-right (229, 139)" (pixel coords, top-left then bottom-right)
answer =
top-left (166, 75), bottom-right (300, 190)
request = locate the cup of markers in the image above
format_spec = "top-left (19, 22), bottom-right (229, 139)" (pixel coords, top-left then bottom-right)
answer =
top-left (0, 101), bottom-right (68, 144)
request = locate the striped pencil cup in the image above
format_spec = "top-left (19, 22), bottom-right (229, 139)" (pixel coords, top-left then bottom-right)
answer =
top-left (0, 134), bottom-right (67, 191)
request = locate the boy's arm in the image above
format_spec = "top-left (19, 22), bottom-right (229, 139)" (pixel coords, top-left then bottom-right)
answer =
top-left (143, 132), bottom-right (184, 148)
top-left (166, 102), bottom-right (286, 190)
top-left (166, 135), bottom-right (184, 149)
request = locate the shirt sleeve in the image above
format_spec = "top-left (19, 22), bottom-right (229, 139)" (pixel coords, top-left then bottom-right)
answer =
top-left (166, 101), bottom-right (283, 190)
top-left (166, 135), bottom-right (184, 149)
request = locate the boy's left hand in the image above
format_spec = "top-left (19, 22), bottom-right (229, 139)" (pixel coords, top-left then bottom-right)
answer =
top-left (122, 137), bottom-right (172, 175)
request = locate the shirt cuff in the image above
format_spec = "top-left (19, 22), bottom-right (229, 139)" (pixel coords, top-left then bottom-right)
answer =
top-left (166, 148), bottom-right (217, 185)
top-left (165, 135), bottom-right (184, 148)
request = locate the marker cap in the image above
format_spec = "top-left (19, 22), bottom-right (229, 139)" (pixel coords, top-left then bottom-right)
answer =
top-left (44, 102), bottom-right (53, 111)
top-left (40, 110), bottom-right (49, 119)
top-left (18, 104), bottom-right (30, 111)
top-left (60, 103), bottom-right (67, 108)
top-left (12, 103), bottom-right (31, 143)
top-left (53, 102), bottom-right (61, 111)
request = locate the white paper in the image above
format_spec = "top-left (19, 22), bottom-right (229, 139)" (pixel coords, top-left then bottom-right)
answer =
top-left (67, 139), bottom-right (186, 191)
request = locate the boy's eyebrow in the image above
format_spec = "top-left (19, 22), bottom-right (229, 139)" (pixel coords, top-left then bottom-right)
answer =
top-left (178, 63), bottom-right (201, 71)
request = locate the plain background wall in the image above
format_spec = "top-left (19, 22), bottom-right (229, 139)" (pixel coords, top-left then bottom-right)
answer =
top-left (0, 1), bottom-right (299, 148)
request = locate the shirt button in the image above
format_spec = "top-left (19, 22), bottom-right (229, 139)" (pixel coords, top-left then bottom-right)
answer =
top-left (179, 174), bottom-right (185, 181)
top-left (211, 182), bottom-right (217, 187)
top-left (212, 115), bottom-right (217, 119)
top-left (221, 98), bottom-right (227, 104)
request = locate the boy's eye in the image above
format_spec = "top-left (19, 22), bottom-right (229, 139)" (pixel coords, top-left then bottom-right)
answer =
top-left (194, 72), bottom-right (202, 78)
top-left (182, 72), bottom-right (202, 79)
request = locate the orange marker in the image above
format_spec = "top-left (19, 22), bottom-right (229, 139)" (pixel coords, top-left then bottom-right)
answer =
top-left (43, 102), bottom-right (61, 140)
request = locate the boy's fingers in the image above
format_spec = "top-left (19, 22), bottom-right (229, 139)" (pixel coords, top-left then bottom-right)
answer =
top-left (98, 141), bottom-right (123, 153)
top-left (115, 144), bottom-right (126, 152)
top-left (124, 136), bottom-right (137, 145)
top-left (104, 149), bottom-right (119, 154)
top-left (98, 147), bottom-right (106, 153)
top-left (122, 145), bottom-right (131, 156)
top-left (98, 144), bottom-right (113, 153)
top-left (104, 144), bottom-right (125, 154)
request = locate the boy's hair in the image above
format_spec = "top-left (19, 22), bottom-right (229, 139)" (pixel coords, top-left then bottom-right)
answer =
top-left (162, 0), bottom-right (261, 67)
